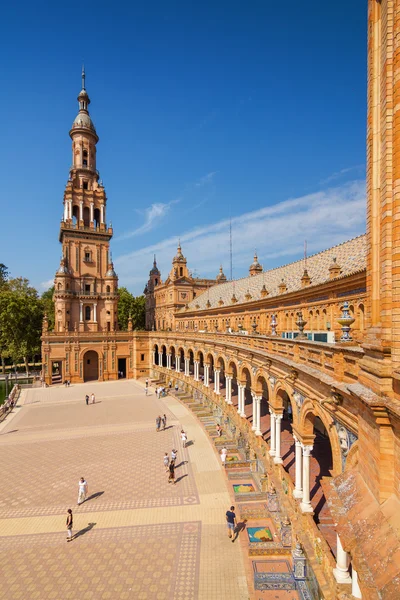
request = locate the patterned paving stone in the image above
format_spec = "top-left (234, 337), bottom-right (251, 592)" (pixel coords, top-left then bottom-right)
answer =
top-left (0, 521), bottom-right (201, 600)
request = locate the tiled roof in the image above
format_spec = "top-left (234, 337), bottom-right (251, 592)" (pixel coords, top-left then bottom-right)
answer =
top-left (183, 234), bottom-right (366, 311)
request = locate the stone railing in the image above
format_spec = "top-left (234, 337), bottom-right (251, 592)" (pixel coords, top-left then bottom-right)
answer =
top-left (0, 384), bottom-right (21, 423)
top-left (153, 364), bottom-right (337, 599)
top-left (150, 331), bottom-right (364, 385)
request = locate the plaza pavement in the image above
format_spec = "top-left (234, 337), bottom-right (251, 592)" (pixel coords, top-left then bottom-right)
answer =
top-left (0, 379), bottom-right (249, 600)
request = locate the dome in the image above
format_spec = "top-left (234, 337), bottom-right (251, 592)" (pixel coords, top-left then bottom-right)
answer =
top-left (71, 111), bottom-right (97, 134)
top-left (105, 262), bottom-right (117, 277)
top-left (216, 265), bottom-right (227, 283)
top-left (249, 253), bottom-right (262, 275)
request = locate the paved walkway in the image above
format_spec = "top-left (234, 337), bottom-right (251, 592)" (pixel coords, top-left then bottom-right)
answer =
top-left (0, 380), bottom-right (249, 600)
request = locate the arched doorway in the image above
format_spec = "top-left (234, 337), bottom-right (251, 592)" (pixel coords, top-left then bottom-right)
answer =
top-left (83, 350), bottom-right (99, 382)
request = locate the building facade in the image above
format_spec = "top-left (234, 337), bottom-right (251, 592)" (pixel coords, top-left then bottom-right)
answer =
top-left (144, 243), bottom-right (219, 331)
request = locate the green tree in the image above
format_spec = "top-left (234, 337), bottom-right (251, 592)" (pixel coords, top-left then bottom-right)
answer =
top-left (0, 263), bottom-right (8, 289)
top-left (117, 288), bottom-right (146, 331)
top-left (0, 278), bottom-right (43, 374)
top-left (41, 286), bottom-right (55, 331)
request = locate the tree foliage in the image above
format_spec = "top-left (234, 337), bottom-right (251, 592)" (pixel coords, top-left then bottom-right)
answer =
top-left (41, 286), bottom-right (55, 331)
top-left (117, 288), bottom-right (146, 331)
top-left (0, 277), bottom-right (43, 369)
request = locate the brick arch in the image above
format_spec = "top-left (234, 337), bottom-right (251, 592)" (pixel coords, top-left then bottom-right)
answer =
top-left (205, 352), bottom-right (215, 366)
top-left (345, 440), bottom-right (358, 471)
top-left (299, 401), bottom-right (342, 475)
top-left (195, 349), bottom-right (205, 363)
top-left (273, 380), bottom-right (295, 413)
top-left (226, 359), bottom-right (239, 379)
top-left (253, 373), bottom-right (271, 398)
top-left (168, 345), bottom-right (176, 354)
top-left (215, 355), bottom-right (226, 371)
top-left (238, 363), bottom-right (253, 386)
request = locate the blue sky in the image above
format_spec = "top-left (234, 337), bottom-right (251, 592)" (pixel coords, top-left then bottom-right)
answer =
top-left (0, 1), bottom-right (367, 295)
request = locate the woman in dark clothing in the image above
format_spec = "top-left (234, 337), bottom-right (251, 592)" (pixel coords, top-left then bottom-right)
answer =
top-left (66, 509), bottom-right (73, 542)
top-left (168, 460), bottom-right (176, 484)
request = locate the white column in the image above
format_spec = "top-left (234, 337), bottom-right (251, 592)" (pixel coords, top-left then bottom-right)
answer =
top-left (194, 361), bottom-right (199, 381)
top-left (93, 303), bottom-right (97, 323)
top-left (158, 352), bottom-right (163, 367)
top-left (333, 534), bottom-right (352, 584)
top-left (251, 393), bottom-right (257, 430)
top-left (351, 568), bottom-right (362, 599)
top-left (238, 384), bottom-right (246, 417)
top-left (214, 369), bottom-right (220, 394)
top-left (185, 358), bottom-right (190, 376)
top-left (152, 351), bottom-right (156, 366)
top-left (100, 204), bottom-right (104, 224)
top-left (300, 445), bottom-right (314, 513)
top-left (176, 356), bottom-right (181, 372)
top-left (255, 396), bottom-right (262, 436)
top-left (204, 364), bottom-right (209, 387)
top-left (225, 376), bottom-right (232, 404)
top-left (167, 354), bottom-right (172, 369)
top-left (293, 436), bottom-right (303, 499)
top-left (274, 414), bottom-right (283, 464)
top-left (79, 302), bottom-right (83, 322)
top-left (90, 202), bottom-right (94, 223)
top-left (79, 201), bottom-right (83, 222)
top-left (64, 202), bottom-right (68, 221)
top-left (269, 409), bottom-right (276, 456)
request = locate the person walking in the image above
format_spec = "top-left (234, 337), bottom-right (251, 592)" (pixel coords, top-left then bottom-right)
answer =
top-left (174, 382), bottom-right (179, 392)
top-left (162, 414), bottom-right (167, 430)
top-left (145, 379), bottom-right (149, 396)
top-left (77, 477), bottom-right (88, 505)
top-left (156, 415), bottom-right (161, 432)
top-left (220, 447), bottom-right (228, 466)
top-left (171, 448), bottom-right (177, 462)
top-left (168, 460), bottom-right (176, 484)
top-left (181, 429), bottom-right (187, 448)
top-left (163, 452), bottom-right (170, 472)
top-left (66, 509), bottom-right (73, 542)
top-left (216, 424), bottom-right (222, 437)
top-left (91, 393), bottom-right (95, 404)
top-left (226, 506), bottom-right (237, 541)
top-left (85, 394), bottom-right (89, 406)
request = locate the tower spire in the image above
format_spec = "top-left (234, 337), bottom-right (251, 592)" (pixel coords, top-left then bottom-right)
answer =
top-left (82, 64), bottom-right (86, 90)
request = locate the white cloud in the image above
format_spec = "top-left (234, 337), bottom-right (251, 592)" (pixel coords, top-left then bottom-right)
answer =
top-left (195, 171), bottom-right (217, 187)
top-left (117, 198), bottom-right (180, 241)
top-left (39, 279), bottom-right (54, 290)
top-left (319, 165), bottom-right (365, 185)
top-left (114, 180), bottom-right (366, 294)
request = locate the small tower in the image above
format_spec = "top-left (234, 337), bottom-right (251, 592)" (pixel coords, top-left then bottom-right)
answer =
top-left (301, 269), bottom-right (311, 287)
top-left (216, 265), bottom-right (227, 284)
top-left (249, 252), bottom-right (263, 276)
top-left (329, 257), bottom-right (341, 279)
top-left (144, 255), bottom-right (161, 331)
top-left (278, 279), bottom-right (288, 294)
top-left (170, 241), bottom-right (189, 280)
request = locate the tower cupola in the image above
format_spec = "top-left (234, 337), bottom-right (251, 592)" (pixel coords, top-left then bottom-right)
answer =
top-left (249, 252), bottom-right (263, 276)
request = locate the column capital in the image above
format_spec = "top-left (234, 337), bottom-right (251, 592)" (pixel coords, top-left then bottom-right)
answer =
top-left (269, 407), bottom-right (276, 416)
top-left (301, 444), bottom-right (313, 456)
top-left (214, 368), bottom-right (220, 374)
top-left (275, 414), bottom-right (283, 422)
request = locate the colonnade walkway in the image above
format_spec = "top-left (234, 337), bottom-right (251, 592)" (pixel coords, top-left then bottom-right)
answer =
top-left (0, 380), bottom-right (250, 600)
top-left (156, 353), bottom-right (336, 556)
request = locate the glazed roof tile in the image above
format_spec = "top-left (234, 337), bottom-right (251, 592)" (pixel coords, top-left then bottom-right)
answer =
top-left (183, 234), bottom-right (366, 311)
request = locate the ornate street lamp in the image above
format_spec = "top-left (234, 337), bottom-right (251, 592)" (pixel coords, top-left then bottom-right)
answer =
top-left (337, 301), bottom-right (355, 342)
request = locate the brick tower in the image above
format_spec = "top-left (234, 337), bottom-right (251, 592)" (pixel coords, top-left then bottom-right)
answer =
top-left (54, 68), bottom-right (118, 336)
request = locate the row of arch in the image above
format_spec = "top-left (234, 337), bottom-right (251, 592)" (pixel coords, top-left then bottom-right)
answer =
top-left (152, 341), bottom-right (357, 558)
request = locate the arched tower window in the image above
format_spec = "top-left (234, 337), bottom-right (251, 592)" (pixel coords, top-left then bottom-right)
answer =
top-left (83, 149), bottom-right (88, 167)
top-left (83, 206), bottom-right (90, 227)
top-left (180, 267), bottom-right (183, 277)
top-left (85, 306), bottom-right (91, 321)
top-left (94, 208), bottom-right (100, 228)
top-left (106, 285), bottom-right (111, 293)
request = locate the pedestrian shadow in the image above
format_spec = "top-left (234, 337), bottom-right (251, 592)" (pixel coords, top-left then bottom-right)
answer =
top-left (175, 474), bottom-right (188, 484)
top-left (175, 461), bottom-right (188, 468)
top-left (232, 519), bottom-right (247, 542)
top-left (162, 425), bottom-right (173, 431)
top-left (185, 440), bottom-right (194, 447)
top-left (85, 491), bottom-right (104, 503)
top-left (73, 522), bottom-right (96, 540)
top-left (4, 429), bottom-right (18, 435)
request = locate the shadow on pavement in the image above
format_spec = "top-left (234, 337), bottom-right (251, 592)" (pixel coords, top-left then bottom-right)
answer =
top-left (73, 522), bottom-right (96, 540)
top-left (85, 491), bottom-right (104, 502)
